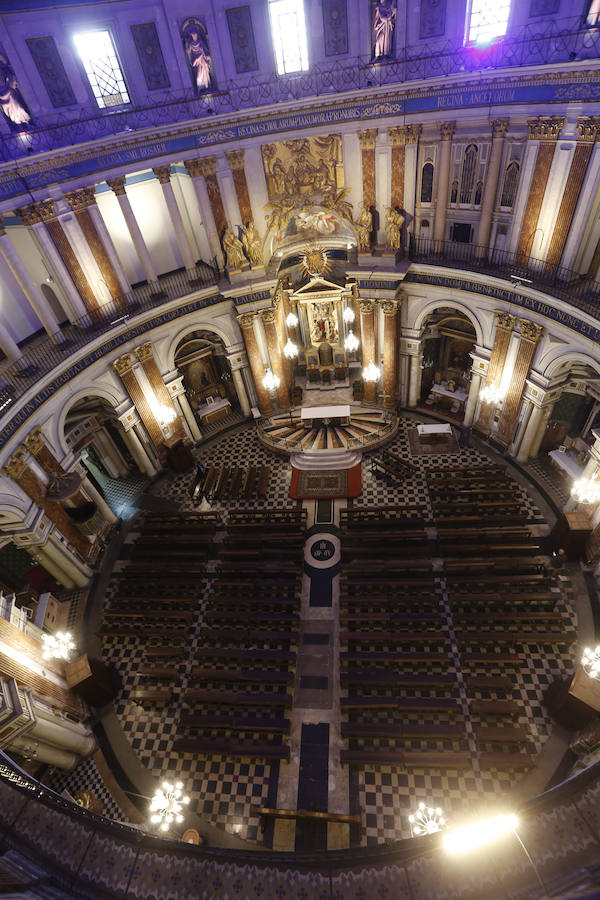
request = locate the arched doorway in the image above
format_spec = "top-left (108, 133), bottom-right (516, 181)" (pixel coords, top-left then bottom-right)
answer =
top-left (174, 330), bottom-right (239, 425)
top-left (541, 360), bottom-right (600, 453)
top-left (419, 308), bottom-right (476, 420)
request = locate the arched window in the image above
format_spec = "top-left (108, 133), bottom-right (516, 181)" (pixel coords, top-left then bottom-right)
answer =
top-left (459, 144), bottom-right (478, 204)
top-left (500, 160), bottom-right (520, 208)
top-left (474, 180), bottom-right (483, 205)
top-left (450, 179), bottom-right (458, 204)
top-left (421, 162), bottom-right (434, 203)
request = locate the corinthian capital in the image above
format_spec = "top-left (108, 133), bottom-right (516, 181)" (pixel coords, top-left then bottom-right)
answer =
top-left (237, 312), bottom-right (255, 329)
top-left (527, 117), bottom-right (565, 141)
top-left (491, 118), bottom-right (509, 137)
top-left (518, 319), bottom-right (543, 343)
top-left (106, 177), bottom-right (127, 196)
top-left (24, 427), bottom-right (44, 455)
top-left (64, 186), bottom-right (96, 212)
top-left (134, 342), bottom-right (154, 363)
top-left (577, 116), bottom-right (600, 142)
top-left (381, 299), bottom-right (398, 316)
top-left (358, 129), bottom-right (378, 150)
top-left (495, 311), bottom-right (515, 332)
top-left (3, 448), bottom-right (28, 480)
top-left (152, 166), bottom-right (172, 184)
top-left (113, 353), bottom-right (133, 375)
top-left (359, 299), bottom-right (375, 315)
top-left (226, 149), bottom-right (246, 170)
top-left (260, 308), bottom-right (276, 325)
top-left (185, 156), bottom-right (217, 178)
top-left (439, 121), bottom-right (456, 141)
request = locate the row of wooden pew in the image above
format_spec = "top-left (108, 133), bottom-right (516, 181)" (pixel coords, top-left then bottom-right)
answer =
top-left (174, 508), bottom-right (307, 762)
top-left (190, 464), bottom-right (271, 502)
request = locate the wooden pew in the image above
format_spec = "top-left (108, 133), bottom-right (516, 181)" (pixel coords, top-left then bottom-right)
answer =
top-left (172, 737), bottom-right (290, 761)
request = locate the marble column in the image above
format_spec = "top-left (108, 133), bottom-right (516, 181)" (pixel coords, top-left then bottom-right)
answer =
top-left (476, 118), bottom-right (509, 254)
top-left (176, 391), bottom-right (202, 442)
top-left (82, 475), bottom-right (117, 524)
top-left (433, 121), bottom-right (455, 244)
top-left (231, 366), bottom-right (251, 417)
top-left (93, 427), bottom-right (128, 478)
top-left (186, 157), bottom-right (227, 241)
top-left (33, 543), bottom-right (75, 589)
top-left (516, 402), bottom-right (546, 463)
top-left (496, 320), bottom-right (543, 448)
top-left (273, 293), bottom-right (293, 388)
top-left (134, 342), bottom-right (187, 443)
top-left (359, 299), bottom-right (377, 405)
top-left (260, 308), bottom-right (289, 409)
top-left (544, 117), bottom-right (600, 274)
top-left (46, 533), bottom-right (92, 587)
top-left (358, 129), bottom-right (377, 211)
top-left (106, 177), bottom-right (160, 289)
top-left (113, 353), bottom-right (165, 455)
top-left (388, 124), bottom-right (421, 251)
top-left (475, 312), bottom-right (516, 435)
top-left (0, 217), bottom-right (62, 339)
top-left (225, 150), bottom-right (253, 226)
top-left (64, 187), bottom-right (127, 305)
top-left (515, 116), bottom-right (565, 261)
top-left (381, 300), bottom-right (398, 409)
top-left (530, 402), bottom-right (554, 458)
top-left (463, 371), bottom-right (483, 427)
top-left (121, 424), bottom-right (157, 477)
top-left (152, 166), bottom-right (198, 273)
top-left (237, 313), bottom-right (273, 414)
top-left (0, 314), bottom-right (21, 363)
top-left (408, 351), bottom-right (422, 408)
top-left (184, 158), bottom-right (224, 268)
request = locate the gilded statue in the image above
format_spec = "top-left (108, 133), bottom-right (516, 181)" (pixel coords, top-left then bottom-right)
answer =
top-left (241, 221), bottom-right (263, 266)
top-left (385, 207), bottom-right (404, 252)
top-left (356, 205), bottom-right (372, 252)
top-left (310, 302), bottom-right (338, 345)
top-left (222, 227), bottom-right (245, 269)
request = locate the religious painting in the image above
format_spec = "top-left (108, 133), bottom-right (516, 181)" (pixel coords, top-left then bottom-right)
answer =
top-left (529, 0), bottom-right (559, 15)
top-left (261, 135), bottom-right (344, 203)
top-left (26, 36), bottom-right (76, 107)
top-left (323, 0), bottom-right (349, 56)
top-left (371, 0), bottom-right (397, 59)
top-left (181, 17), bottom-right (213, 93)
top-left (0, 46), bottom-right (31, 129)
top-left (226, 6), bottom-right (258, 74)
top-left (419, 0), bottom-right (447, 39)
top-left (130, 23), bottom-right (171, 91)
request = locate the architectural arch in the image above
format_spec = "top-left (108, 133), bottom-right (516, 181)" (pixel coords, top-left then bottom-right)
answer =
top-left (410, 297), bottom-right (486, 347)
top-left (53, 385), bottom-right (125, 456)
top-left (165, 318), bottom-right (239, 373)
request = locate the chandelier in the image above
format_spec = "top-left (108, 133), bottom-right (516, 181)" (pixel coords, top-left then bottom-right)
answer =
top-left (42, 631), bottom-right (76, 661)
top-left (571, 476), bottom-right (600, 505)
top-left (363, 360), bottom-right (381, 382)
top-left (262, 368), bottom-right (280, 392)
top-left (285, 311), bottom-right (298, 329)
top-left (344, 330), bottom-right (359, 352)
top-left (409, 802), bottom-right (447, 837)
top-left (343, 306), bottom-right (355, 324)
top-left (582, 646), bottom-right (600, 679)
top-left (479, 382), bottom-right (505, 405)
top-left (283, 339), bottom-right (298, 359)
top-left (149, 780), bottom-right (190, 832)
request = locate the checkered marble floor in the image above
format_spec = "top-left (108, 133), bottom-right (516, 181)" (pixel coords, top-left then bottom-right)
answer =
top-left (72, 416), bottom-right (577, 849)
top-left (49, 756), bottom-right (127, 823)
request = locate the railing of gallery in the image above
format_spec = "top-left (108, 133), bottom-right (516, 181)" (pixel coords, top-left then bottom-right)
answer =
top-left (0, 14), bottom-right (598, 162)
top-left (1, 749), bottom-right (600, 897)
top-left (0, 260), bottom-right (219, 415)
top-left (408, 236), bottom-right (600, 317)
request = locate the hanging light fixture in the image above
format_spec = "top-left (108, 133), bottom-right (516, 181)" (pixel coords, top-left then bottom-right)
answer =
top-left (363, 360), bottom-right (381, 382)
top-left (344, 330), bottom-right (359, 352)
top-left (285, 311), bottom-right (298, 329)
top-left (149, 780), bottom-right (190, 832)
top-left (571, 475), bottom-right (600, 505)
top-left (479, 382), bottom-right (505, 405)
top-left (283, 339), bottom-right (298, 359)
top-left (343, 306), bottom-right (355, 324)
top-left (262, 368), bottom-right (280, 392)
top-left (409, 801), bottom-right (447, 837)
top-left (42, 631), bottom-right (76, 661)
top-left (582, 646), bottom-right (600, 680)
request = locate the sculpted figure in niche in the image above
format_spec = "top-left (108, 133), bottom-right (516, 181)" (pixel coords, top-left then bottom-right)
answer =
top-left (181, 17), bottom-right (212, 91)
top-left (311, 302), bottom-right (338, 345)
top-left (222, 228), bottom-right (245, 269)
top-left (356, 205), bottom-right (372, 252)
top-left (373, 0), bottom-right (396, 59)
top-left (385, 206), bottom-right (404, 252)
top-left (241, 221), bottom-right (263, 266)
top-left (0, 53), bottom-right (30, 127)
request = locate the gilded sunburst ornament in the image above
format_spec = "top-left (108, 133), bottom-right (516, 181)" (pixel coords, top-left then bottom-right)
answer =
top-left (301, 244), bottom-right (331, 278)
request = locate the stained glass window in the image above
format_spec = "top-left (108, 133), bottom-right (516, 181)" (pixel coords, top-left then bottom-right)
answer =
top-left (73, 31), bottom-right (130, 108)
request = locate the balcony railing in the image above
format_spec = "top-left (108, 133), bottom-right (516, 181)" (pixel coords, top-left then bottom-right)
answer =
top-left (1, 14), bottom-right (598, 163)
top-left (408, 236), bottom-right (600, 318)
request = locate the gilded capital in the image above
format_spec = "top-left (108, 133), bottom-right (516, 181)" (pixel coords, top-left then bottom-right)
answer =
top-left (152, 165), bottom-right (172, 184)
top-left (271, 294), bottom-right (281, 311)
top-left (3, 448), bottom-right (28, 480)
top-left (381, 299), bottom-right (398, 316)
top-left (577, 116), bottom-right (600, 142)
top-left (527, 116), bottom-right (565, 141)
top-left (64, 186), bottom-right (96, 212)
top-left (24, 427), bottom-right (44, 455)
top-left (237, 312), bottom-right (255, 329)
top-left (134, 342), bottom-right (154, 363)
top-left (358, 129), bottom-right (378, 150)
top-left (491, 118), bottom-right (509, 137)
top-left (519, 319), bottom-right (543, 342)
top-left (106, 177), bottom-right (127, 196)
top-left (113, 353), bottom-right (133, 375)
top-left (16, 200), bottom-right (57, 225)
top-left (226, 149), bottom-right (246, 170)
top-left (260, 308), bottom-right (276, 325)
top-left (185, 156), bottom-right (217, 178)
top-left (439, 121), bottom-right (456, 140)
top-left (389, 124), bottom-right (422, 146)
top-left (359, 299), bottom-right (375, 315)
top-left (495, 311), bottom-right (515, 332)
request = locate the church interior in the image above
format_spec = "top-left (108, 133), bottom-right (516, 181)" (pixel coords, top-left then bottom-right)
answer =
top-left (1, 0), bottom-right (600, 897)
